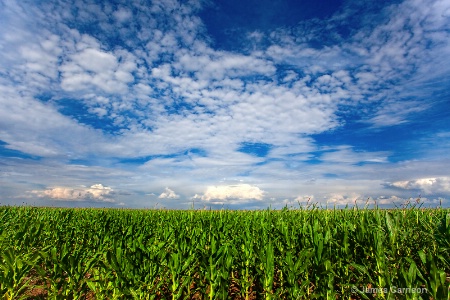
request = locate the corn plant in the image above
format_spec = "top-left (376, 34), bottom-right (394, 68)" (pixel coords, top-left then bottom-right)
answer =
top-left (0, 248), bottom-right (40, 300)
top-left (37, 242), bottom-right (99, 299)
top-left (236, 231), bottom-right (257, 300)
top-left (417, 250), bottom-right (449, 299)
top-left (0, 205), bottom-right (449, 299)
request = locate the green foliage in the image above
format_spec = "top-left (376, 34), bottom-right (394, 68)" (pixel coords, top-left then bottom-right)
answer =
top-left (0, 205), bottom-right (449, 299)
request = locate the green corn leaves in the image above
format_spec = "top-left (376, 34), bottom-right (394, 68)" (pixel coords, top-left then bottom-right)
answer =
top-left (0, 206), bottom-right (449, 299)
top-left (0, 248), bottom-right (40, 300)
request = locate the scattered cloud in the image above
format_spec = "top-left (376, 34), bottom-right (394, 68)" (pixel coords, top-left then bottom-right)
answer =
top-left (294, 195), bottom-right (315, 203)
top-left (198, 184), bottom-right (265, 203)
top-left (389, 177), bottom-right (450, 195)
top-left (320, 146), bottom-right (389, 164)
top-left (374, 195), bottom-right (404, 205)
top-left (32, 184), bottom-right (115, 202)
top-left (324, 193), bottom-right (363, 206)
top-left (158, 187), bottom-right (180, 199)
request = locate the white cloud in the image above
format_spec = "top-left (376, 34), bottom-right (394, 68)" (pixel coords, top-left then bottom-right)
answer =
top-left (364, 100), bottom-right (429, 127)
top-left (263, 0), bottom-right (450, 128)
top-left (72, 48), bottom-right (118, 73)
top-left (199, 184), bottom-right (265, 203)
top-left (324, 193), bottom-right (363, 206)
top-left (1, 0), bottom-right (341, 162)
top-left (320, 146), bottom-right (389, 164)
top-left (32, 184), bottom-right (114, 202)
top-left (113, 7), bottom-right (132, 23)
top-left (0, 85), bottom-right (110, 157)
top-left (389, 177), bottom-right (450, 195)
top-left (60, 45), bottom-right (136, 94)
top-left (294, 195), bottom-right (315, 202)
top-left (276, 195), bottom-right (315, 208)
top-left (158, 187), bottom-right (180, 199)
top-left (374, 195), bottom-right (406, 205)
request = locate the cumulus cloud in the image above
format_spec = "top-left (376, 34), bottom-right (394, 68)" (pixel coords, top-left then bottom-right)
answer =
top-left (294, 195), bottom-right (315, 203)
top-left (60, 45), bottom-right (136, 94)
top-left (389, 177), bottom-right (450, 195)
top-left (199, 184), bottom-right (265, 203)
top-left (32, 184), bottom-right (114, 202)
top-left (158, 187), bottom-right (180, 199)
top-left (324, 193), bottom-right (363, 206)
top-left (278, 195), bottom-right (314, 208)
top-left (374, 195), bottom-right (408, 205)
top-left (113, 7), bottom-right (132, 23)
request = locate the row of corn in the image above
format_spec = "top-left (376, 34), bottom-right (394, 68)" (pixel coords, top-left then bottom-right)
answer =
top-left (0, 205), bottom-right (449, 299)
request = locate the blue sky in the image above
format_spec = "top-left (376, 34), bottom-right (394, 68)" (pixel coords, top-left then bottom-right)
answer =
top-left (1, 0), bottom-right (449, 209)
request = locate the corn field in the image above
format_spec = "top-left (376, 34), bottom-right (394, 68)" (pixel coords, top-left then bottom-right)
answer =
top-left (0, 205), bottom-right (449, 299)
